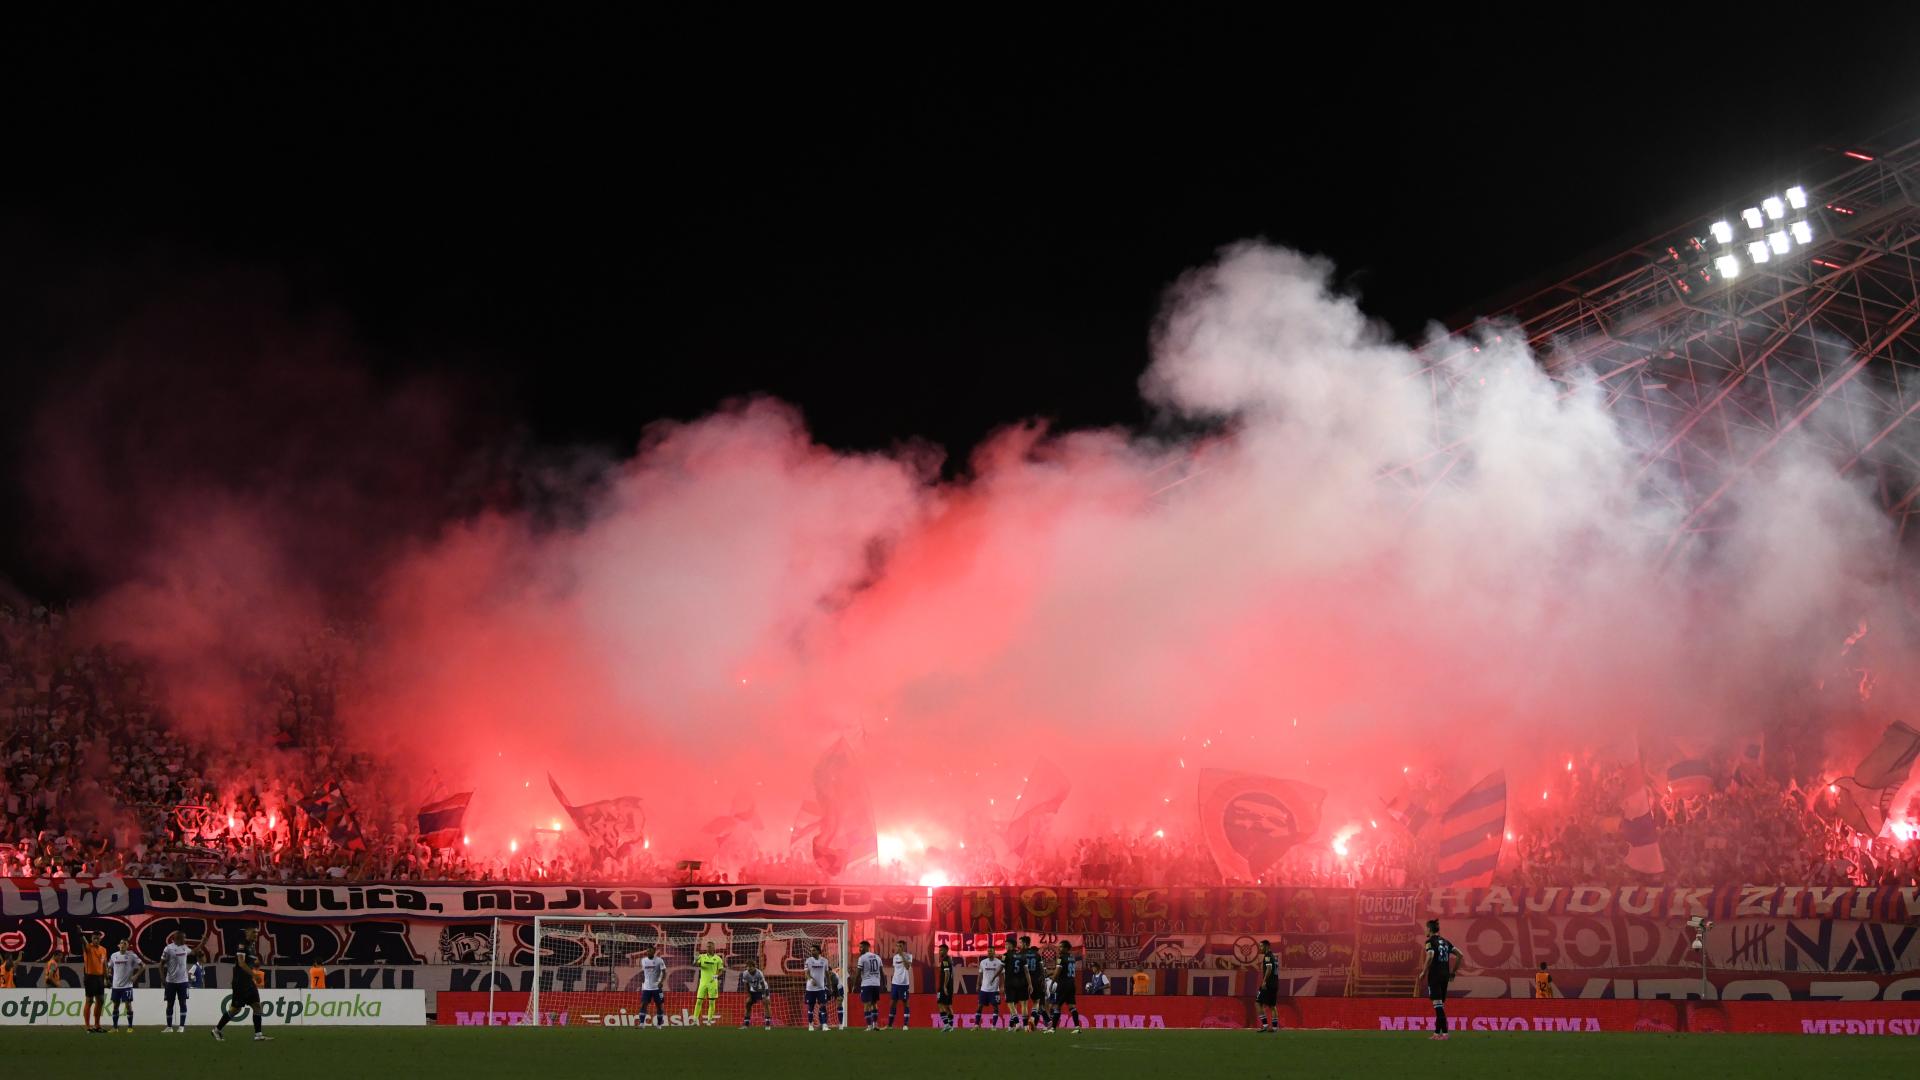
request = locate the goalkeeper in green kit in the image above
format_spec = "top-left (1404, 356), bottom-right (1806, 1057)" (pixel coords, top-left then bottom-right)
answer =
top-left (695, 941), bottom-right (727, 1026)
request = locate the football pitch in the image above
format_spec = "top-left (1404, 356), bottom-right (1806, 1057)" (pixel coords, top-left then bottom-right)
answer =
top-left (1, 1027), bottom-right (1910, 1078)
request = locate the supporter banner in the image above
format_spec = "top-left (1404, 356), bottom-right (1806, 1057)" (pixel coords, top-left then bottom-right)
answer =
top-left (0, 914), bottom-right (853, 977)
top-left (135, 881), bottom-right (927, 921)
top-left (438, 990), bottom-right (1253, 1029)
top-left (932, 886), bottom-right (1353, 933)
top-left (1425, 884), bottom-right (1920, 923)
top-left (1, 876), bottom-right (140, 917)
top-left (1440, 914), bottom-right (1920, 975)
top-left (0, 988), bottom-right (424, 1026)
top-left (1354, 889), bottom-right (1422, 981)
top-left (9, 878), bottom-right (1913, 925)
top-left (0, 907), bottom-right (864, 983)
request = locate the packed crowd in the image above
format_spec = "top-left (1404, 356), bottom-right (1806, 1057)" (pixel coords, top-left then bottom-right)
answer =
top-left (4, 597), bottom-right (1917, 888)
top-left (1507, 760), bottom-right (1920, 888)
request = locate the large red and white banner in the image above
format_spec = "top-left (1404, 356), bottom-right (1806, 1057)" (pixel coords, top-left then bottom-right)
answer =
top-left (7, 878), bottom-right (1919, 1011)
top-left (1424, 884), bottom-right (1920, 923)
top-left (0, 877), bottom-right (928, 921)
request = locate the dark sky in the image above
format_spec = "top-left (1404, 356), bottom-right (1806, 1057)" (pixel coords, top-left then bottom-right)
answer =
top-left (3, 10), bottom-right (1917, 597)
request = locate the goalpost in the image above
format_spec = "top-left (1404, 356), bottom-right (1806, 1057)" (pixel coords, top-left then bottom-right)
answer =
top-left (528, 916), bottom-right (851, 1029)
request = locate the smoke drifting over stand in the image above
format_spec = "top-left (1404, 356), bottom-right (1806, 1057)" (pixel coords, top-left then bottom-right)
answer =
top-left (26, 244), bottom-right (1914, 878)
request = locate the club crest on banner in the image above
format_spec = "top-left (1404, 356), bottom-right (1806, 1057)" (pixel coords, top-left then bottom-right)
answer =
top-left (1197, 770), bottom-right (1325, 880)
top-left (438, 926), bottom-right (495, 964)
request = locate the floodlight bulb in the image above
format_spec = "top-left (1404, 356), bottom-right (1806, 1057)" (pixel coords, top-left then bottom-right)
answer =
top-left (1709, 221), bottom-right (1733, 244)
top-left (1742, 208), bottom-right (1764, 230)
top-left (1790, 221), bottom-right (1813, 245)
top-left (1785, 186), bottom-right (1807, 210)
top-left (1714, 255), bottom-right (1741, 279)
top-left (1768, 230), bottom-right (1790, 255)
top-left (1763, 196), bottom-right (1785, 221)
top-left (1747, 241), bottom-right (1771, 264)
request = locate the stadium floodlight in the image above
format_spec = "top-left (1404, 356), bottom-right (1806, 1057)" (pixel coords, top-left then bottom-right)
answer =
top-left (1762, 196), bottom-right (1786, 221)
top-left (1786, 185), bottom-right (1807, 210)
top-left (1742, 207), bottom-right (1765, 230)
top-left (1790, 220), bottom-right (1813, 245)
top-left (1747, 240), bottom-right (1771, 264)
top-left (1709, 221), bottom-right (1734, 244)
top-left (1714, 254), bottom-right (1741, 279)
top-left (1767, 230), bottom-right (1790, 256)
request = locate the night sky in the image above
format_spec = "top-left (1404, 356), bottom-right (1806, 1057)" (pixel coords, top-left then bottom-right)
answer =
top-left (3, 10), bottom-right (1916, 599)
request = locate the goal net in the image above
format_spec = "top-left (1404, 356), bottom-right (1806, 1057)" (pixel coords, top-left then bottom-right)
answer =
top-left (529, 916), bottom-right (850, 1029)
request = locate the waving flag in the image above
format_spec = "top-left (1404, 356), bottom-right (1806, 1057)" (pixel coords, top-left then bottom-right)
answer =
top-left (1381, 782), bottom-right (1434, 836)
top-left (1643, 731), bottom-right (1716, 798)
top-left (548, 775), bottom-right (648, 859)
top-left (1664, 758), bottom-right (1715, 798)
top-left (1197, 770), bottom-right (1324, 881)
top-left (1733, 735), bottom-right (1766, 787)
top-left (704, 793), bottom-right (763, 846)
top-left (1832, 721), bottom-right (1920, 836)
top-left (1832, 778), bottom-right (1895, 836)
top-left (417, 792), bottom-right (472, 848)
top-left (1851, 721), bottom-right (1920, 789)
top-left (1005, 759), bottom-right (1071, 857)
top-left (792, 739), bottom-right (876, 877)
top-left (300, 782), bottom-right (366, 852)
top-left (1619, 781), bottom-right (1664, 875)
top-left (1433, 771), bottom-right (1506, 888)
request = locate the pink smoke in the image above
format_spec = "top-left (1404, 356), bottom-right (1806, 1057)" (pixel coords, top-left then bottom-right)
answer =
top-left (24, 245), bottom-right (1918, 878)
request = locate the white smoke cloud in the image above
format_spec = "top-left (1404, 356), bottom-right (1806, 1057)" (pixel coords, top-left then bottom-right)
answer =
top-left (50, 242), bottom-right (1913, 863)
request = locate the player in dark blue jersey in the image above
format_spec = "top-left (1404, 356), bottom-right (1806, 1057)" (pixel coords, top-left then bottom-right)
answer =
top-left (1021, 938), bottom-right (1045, 1030)
top-left (1002, 936), bottom-right (1030, 1031)
top-left (935, 944), bottom-right (957, 1031)
top-left (211, 929), bottom-right (270, 1042)
top-left (1255, 939), bottom-right (1281, 1032)
top-left (1048, 942), bottom-right (1082, 1033)
top-left (1418, 919), bottom-right (1462, 1040)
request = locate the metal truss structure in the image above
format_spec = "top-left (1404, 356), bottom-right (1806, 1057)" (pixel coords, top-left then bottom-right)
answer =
top-left (1397, 120), bottom-right (1920, 562)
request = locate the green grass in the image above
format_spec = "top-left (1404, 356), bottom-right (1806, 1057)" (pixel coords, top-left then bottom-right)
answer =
top-left (3, 1026), bottom-right (1913, 1078)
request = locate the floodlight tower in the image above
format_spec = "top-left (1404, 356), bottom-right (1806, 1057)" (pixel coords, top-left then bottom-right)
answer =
top-left (1701, 185), bottom-right (1817, 283)
top-left (1393, 121), bottom-right (1920, 561)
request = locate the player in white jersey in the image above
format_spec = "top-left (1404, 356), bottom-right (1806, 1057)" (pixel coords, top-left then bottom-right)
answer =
top-left (803, 943), bottom-right (833, 1030)
top-left (855, 941), bottom-right (884, 1030)
top-left (638, 945), bottom-right (667, 1027)
top-left (740, 960), bottom-right (772, 1029)
top-left (887, 941), bottom-right (913, 1030)
top-left (975, 943), bottom-right (1005, 1029)
top-left (108, 938), bottom-right (142, 1032)
top-left (161, 931), bottom-right (193, 1032)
